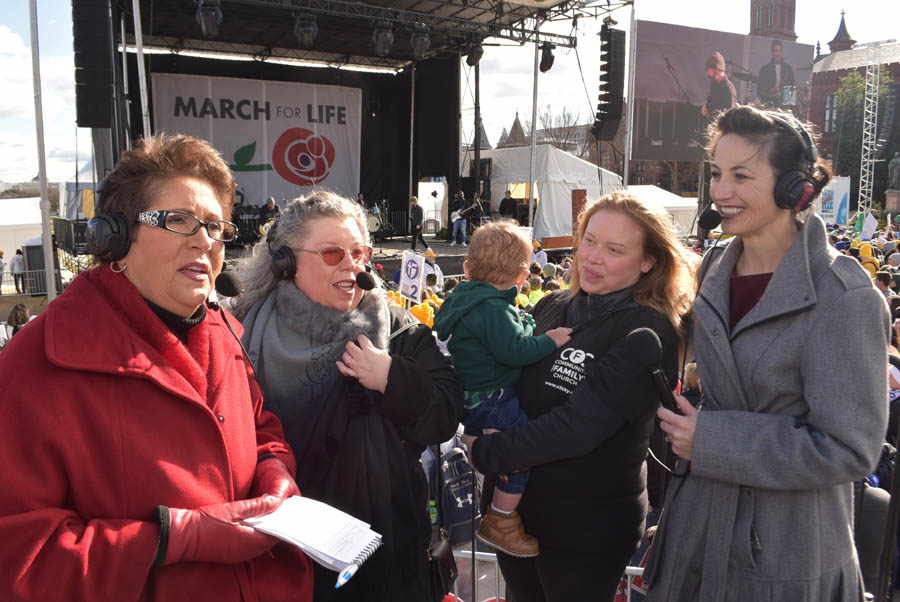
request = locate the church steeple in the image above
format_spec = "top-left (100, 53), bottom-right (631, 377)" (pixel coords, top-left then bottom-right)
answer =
top-left (828, 11), bottom-right (856, 53)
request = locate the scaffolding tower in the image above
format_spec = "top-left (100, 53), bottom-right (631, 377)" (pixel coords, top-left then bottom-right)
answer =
top-left (857, 40), bottom-right (898, 214)
top-left (858, 46), bottom-right (881, 217)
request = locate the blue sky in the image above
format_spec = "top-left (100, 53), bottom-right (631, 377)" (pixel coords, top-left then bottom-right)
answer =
top-left (0, 0), bottom-right (898, 183)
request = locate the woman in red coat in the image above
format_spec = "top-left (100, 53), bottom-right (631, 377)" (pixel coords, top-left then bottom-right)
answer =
top-left (0, 134), bottom-right (313, 602)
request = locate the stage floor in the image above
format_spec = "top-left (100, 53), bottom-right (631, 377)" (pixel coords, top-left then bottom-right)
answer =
top-left (369, 233), bottom-right (467, 278)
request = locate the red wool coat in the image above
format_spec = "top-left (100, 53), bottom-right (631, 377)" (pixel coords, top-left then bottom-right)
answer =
top-left (0, 267), bottom-right (313, 602)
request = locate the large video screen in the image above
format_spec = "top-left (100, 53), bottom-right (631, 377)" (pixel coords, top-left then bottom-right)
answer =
top-left (632, 21), bottom-right (815, 162)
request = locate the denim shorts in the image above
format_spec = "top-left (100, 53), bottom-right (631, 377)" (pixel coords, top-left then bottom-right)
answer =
top-left (463, 387), bottom-right (530, 494)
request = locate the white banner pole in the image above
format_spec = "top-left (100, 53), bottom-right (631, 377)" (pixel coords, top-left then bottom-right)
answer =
top-left (29, 0), bottom-right (57, 300)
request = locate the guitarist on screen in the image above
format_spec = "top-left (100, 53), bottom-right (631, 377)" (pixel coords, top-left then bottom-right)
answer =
top-left (449, 191), bottom-right (477, 247)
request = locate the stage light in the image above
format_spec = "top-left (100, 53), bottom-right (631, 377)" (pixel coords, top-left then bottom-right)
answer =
top-left (372, 21), bottom-right (394, 57)
top-left (539, 42), bottom-right (555, 73)
top-left (293, 13), bottom-right (318, 49)
top-left (195, 0), bottom-right (223, 38)
top-left (466, 39), bottom-right (483, 66)
top-left (410, 23), bottom-right (430, 61)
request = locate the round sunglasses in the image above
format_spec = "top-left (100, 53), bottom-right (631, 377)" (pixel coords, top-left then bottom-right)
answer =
top-left (295, 245), bottom-right (373, 266)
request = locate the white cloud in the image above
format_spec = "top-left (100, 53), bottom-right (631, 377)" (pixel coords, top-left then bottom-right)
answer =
top-left (0, 25), bottom-right (81, 182)
top-left (0, 26), bottom-right (76, 121)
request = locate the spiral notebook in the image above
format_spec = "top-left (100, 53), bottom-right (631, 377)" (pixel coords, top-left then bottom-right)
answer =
top-left (243, 495), bottom-right (382, 573)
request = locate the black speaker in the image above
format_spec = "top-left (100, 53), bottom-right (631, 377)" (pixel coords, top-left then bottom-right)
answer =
top-left (592, 24), bottom-right (626, 141)
top-left (479, 179), bottom-right (491, 201)
top-left (877, 82), bottom-right (900, 160)
top-left (72, 0), bottom-right (113, 128)
top-left (459, 177), bottom-right (479, 200)
top-left (469, 158), bottom-right (492, 179)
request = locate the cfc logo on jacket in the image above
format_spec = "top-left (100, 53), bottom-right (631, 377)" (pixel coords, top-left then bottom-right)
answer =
top-left (546, 347), bottom-right (595, 394)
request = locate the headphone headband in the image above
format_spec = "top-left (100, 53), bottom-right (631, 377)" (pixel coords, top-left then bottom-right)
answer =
top-left (769, 114), bottom-right (818, 165)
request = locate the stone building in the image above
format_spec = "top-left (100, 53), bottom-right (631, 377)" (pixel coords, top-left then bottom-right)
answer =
top-left (807, 12), bottom-right (900, 161)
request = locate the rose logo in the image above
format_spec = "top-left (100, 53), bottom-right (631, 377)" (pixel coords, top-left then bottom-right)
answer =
top-left (272, 128), bottom-right (335, 186)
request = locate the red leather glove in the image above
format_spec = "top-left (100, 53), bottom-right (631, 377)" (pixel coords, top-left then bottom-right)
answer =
top-left (162, 496), bottom-right (281, 565)
top-left (250, 457), bottom-right (301, 501)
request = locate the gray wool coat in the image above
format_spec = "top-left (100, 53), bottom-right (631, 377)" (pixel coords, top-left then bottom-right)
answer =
top-left (644, 214), bottom-right (889, 602)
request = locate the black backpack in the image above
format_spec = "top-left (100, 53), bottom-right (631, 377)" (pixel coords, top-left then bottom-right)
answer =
top-left (429, 445), bottom-right (481, 546)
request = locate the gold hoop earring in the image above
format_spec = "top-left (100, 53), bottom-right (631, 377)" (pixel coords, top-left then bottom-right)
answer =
top-left (110, 261), bottom-right (127, 273)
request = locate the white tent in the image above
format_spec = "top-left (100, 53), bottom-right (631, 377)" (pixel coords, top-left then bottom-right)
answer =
top-left (0, 198), bottom-right (42, 259)
top-left (626, 186), bottom-right (699, 237)
top-left (62, 158), bottom-right (98, 220)
top-left (470, 144), bottom-right (621, 241)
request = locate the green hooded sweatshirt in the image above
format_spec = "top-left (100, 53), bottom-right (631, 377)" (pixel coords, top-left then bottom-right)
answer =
top-left (434, 280), bottom-right (556, 396)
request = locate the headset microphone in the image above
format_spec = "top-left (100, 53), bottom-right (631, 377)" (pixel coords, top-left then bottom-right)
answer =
top-left (215, 271), bottom-right (244, 298)
top-left (356, 270), bottom-right (377, 291)
top-left (698, 206), bottom-right (722, 231)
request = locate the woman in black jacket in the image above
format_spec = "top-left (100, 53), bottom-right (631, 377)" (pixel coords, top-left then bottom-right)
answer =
top-left (464, 191), bottom-right (697, 601)
top-left (233, 191), bottom-right (464, 602)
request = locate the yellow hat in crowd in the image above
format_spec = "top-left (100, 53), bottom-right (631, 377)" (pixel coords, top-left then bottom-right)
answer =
top-left (860, 243), bottom-right (873, 258)
top-left (425, 249), bottom-right (436, 258)
top-left (851, 239), bottom-right (860, 249)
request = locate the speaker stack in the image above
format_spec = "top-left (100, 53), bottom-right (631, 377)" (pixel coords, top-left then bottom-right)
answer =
top-left (591, 23), bottom-right (626, 141)
top-left (72, 0), bottom-right (113, 128)
top-left (877, 82), bottom-right (900, 160)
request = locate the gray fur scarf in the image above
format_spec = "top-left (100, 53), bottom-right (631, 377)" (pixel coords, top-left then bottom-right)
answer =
top-left (273, 281), bottom-right (390, 350)
top-left (240, 281), bottom-right (391, 418)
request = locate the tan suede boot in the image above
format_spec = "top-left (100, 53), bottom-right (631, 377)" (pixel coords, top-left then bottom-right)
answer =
top-left (475, 508), bottom-right (539, 557)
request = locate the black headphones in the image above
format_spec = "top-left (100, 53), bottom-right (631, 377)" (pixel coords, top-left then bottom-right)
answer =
top-left (267, 220), bottom-right (296, 281)
top-left (86, 179), bottom-right (133, 261)
top-left (770, 114), bottom-right (819, 213)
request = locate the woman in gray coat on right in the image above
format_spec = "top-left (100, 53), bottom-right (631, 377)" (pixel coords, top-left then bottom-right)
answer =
top-left (643, 105), bottom-right (889, 602)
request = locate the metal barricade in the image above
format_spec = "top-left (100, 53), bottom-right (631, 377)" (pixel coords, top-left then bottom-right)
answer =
top-left (449, 546), bottom-right (643, 602)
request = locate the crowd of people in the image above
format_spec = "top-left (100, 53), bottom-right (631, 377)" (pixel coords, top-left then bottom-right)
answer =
top-left (0, 102), bottom-right (896, 602)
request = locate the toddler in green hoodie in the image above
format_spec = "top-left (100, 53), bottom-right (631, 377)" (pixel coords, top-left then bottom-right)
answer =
top-left (434, 221), bottom-right (571, 557)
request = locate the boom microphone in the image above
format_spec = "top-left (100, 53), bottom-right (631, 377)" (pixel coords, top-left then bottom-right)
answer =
top-left (356, 270), bottom-right (377, 291)
top-left (698, 206), bottom-right (722, 231)
top-left (215, 271), bottom-right (244, 298)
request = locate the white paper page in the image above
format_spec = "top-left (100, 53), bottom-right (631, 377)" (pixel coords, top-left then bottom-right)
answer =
top-left (244, 496), bottom-right (381, 569)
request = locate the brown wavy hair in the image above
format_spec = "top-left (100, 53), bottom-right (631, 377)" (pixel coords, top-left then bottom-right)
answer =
top-left (98, 134), bottom-right (236, 250)
top-left (567, 191), bottom-right (698, 334)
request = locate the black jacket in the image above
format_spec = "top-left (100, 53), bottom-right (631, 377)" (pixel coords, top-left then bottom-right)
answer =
top-left (409, 204), bottom-right (424, 228)
top-left (707, 75), bottom-right (736, 115)
top-left (450, 195), bottom-right (467, 214)
top-left (471, 290), bottom-right (678, 552)
top-left (499, 196), bottom-right (516, 217)
top-left (758, 59), bottom-right (795, 105)
top-left (305, 305), bottom-right (464, 602)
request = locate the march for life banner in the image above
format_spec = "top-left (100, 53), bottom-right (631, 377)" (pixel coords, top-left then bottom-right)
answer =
top-left (152, 73), bottom-right (361, 206)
